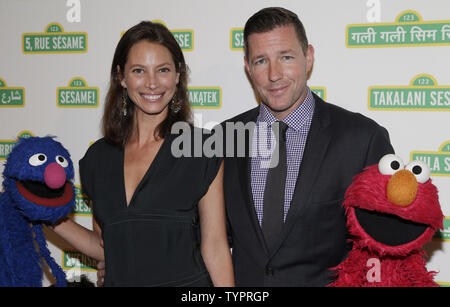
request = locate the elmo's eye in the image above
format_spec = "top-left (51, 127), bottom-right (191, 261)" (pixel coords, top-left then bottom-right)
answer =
top-left (406, 160), bottom-right (430, 183)
top-left (378, 154), bottom-right (404, 175)
top-left (55, 155), bottom-right (69, 167)
top-left (29, 153), bottom-right (47, 166)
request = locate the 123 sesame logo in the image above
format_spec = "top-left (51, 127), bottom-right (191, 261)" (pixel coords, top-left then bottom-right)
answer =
top-left (154, 20), bottom-right (193, 51)
top-left (57, 77), bottom-right (99, 107)
top-left (230, 28), bottom-right (244, 50)
top-left (368, 74), bottom-right (450, 111)
top-left (62, 249), bottom-right (97, 271)
top-left (434, 216), bottom-right (450, 241)
top-left (0, 131), bottom-right (34, 160)
top-left (123, 20), bottom-right (193, 51)
top-left (23, 23), bottom-right (87, 53)
top-left (310, 87), bottom-right (327, 101)
top-left (0, 78), bottom-right (25, 107)
top-left (189, 87), bottom-right (221, 109)
top-left (71, 185), bottom-right (92, 216)
top-left (411, 141), bottom-right (450, 177)
top-left (172, 30), bottom-right (194, 51)
top-left (347, 10), bottom-right (450, 48)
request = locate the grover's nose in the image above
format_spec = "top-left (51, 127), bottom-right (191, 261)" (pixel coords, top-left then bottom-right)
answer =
top-left (44, 162), bottom-right (66, 189)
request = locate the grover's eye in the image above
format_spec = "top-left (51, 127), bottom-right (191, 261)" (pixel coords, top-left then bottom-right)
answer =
top-left (55, 155), bottom-right (69, 168)
top-left (29, 153), bottom-right (47, 166)
top-left (378, 154), bottom-right (404, 175)
top-left (405, 160), bottom-right (430, 183)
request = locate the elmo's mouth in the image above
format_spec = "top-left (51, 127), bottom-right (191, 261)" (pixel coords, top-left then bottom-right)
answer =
top-left (16, 180), bottom-right (74, 207)
top-left (354, 208), bottom-right (428, 246)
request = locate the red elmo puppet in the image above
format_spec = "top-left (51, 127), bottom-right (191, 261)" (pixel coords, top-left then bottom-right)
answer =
top-left (330, 154), bottom-right (443, 287)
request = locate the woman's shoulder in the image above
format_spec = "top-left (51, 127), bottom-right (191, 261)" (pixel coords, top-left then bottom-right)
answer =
top-left (81, 137), bottom-right (121, 163)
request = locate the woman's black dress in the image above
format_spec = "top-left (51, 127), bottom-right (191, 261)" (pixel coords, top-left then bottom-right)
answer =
top-left (79, 131), bottom-right (221, 286)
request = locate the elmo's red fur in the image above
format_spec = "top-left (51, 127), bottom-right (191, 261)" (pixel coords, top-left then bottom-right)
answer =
top-left (329, 159), bottom-right (443, 287)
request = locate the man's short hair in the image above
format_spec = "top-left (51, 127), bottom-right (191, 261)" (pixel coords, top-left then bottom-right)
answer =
top-left (244, 7), bottom-right (309, 59)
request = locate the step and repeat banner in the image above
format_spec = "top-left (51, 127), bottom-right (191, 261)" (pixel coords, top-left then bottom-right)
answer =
top-left (1, 0), bottom-right (449, 286)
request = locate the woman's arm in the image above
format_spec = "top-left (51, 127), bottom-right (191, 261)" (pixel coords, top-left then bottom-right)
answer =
top-left (198, 161), bottom-right (235, 287)
top-left (50, 216), bottom-right (104, 261)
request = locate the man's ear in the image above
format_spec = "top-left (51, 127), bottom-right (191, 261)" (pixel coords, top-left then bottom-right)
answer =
top-left (305, 45), bottom-right (315, 74)
top-left (244, 56), bottom-right (251, 78)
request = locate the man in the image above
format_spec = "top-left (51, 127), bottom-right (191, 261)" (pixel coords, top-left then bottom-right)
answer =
top-left (222, 7), bottom-right (394, 286)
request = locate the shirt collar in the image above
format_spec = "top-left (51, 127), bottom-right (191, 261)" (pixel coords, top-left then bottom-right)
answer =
top-left (257, 87), bottom-right (315, 132)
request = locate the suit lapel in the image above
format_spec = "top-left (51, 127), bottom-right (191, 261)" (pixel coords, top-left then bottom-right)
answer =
top-left (233, 107), bottom-right (270, 255)
top-left (270, 95), bottom-right (332, 257)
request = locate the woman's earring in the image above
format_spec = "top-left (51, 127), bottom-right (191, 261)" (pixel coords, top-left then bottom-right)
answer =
top-left (122, 89), bottom-right (128, 117)
top-left (170, 95), bottom-right (181, 114)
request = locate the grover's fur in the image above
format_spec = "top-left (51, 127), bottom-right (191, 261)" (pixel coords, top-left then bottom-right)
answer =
top-left (0, 136), bottom-right (75, 286)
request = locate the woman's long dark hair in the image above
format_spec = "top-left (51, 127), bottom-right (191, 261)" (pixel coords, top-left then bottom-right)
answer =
top-left (102, 21), bottom-right (191, 147)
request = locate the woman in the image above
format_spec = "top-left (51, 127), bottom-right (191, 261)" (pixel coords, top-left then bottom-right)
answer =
top-left (53, 21), bottom-right (234, 286)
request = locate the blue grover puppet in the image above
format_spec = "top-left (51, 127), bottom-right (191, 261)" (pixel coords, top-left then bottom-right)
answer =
top-left (0, 136), bottom-right (75, 286)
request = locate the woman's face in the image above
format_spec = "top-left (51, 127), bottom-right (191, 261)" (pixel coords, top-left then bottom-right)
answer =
top-left (120, 40), bottom-right (180, 120)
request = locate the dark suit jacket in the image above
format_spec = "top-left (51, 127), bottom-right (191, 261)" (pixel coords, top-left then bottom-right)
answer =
top-left (222, 93), bottom-right (394, 286)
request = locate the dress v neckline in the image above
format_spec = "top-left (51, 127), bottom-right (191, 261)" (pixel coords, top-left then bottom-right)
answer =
top-left (120, 136), bottom-right (170, 208)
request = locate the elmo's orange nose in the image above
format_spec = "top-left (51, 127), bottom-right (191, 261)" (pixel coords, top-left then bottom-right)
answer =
top-left (387, 170), bottom-right (418, 207)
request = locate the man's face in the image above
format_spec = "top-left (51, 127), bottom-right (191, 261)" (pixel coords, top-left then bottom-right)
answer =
top-left (245, 25), bottom-right (314, 120)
